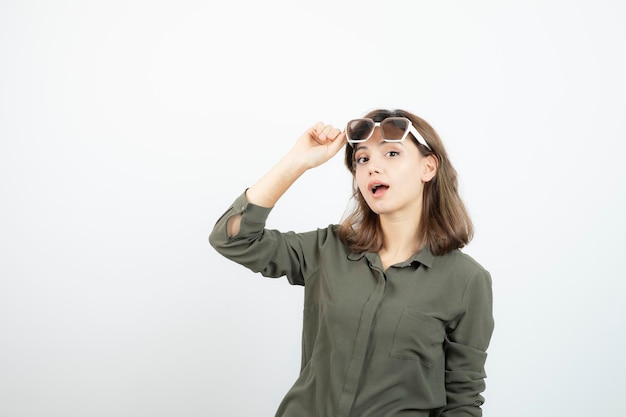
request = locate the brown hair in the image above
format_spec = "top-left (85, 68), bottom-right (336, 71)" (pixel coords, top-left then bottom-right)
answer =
top-left (337, 109), bottom-right (473, 256)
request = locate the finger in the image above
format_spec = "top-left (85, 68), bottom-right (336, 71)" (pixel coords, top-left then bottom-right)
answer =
top-left (308, 122), bottom-right (325, 143)
top-left (309, 121), bottom-right (324, 136)
top-left (325, 127), bottom-right (343, 141)
top-left (327, 131), bottom-right (347, 156)
top-left (317, 124), bottom-right (334, 142)
top-left (321, 124), bottom-right (342, 142)
top-left (311, 121), bottom-right (324, 131)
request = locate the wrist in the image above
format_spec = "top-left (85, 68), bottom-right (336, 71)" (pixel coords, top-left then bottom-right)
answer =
top-left (281, 150), bottom-right (310, 175)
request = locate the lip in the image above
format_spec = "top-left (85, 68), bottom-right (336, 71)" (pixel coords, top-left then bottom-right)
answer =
top-left (367, 180), bottom-right (389, 198)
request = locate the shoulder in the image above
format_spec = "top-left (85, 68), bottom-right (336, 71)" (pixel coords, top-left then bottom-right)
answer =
top-left (439, 249), bottom-right (488, 271)
top-left (430, 249), bottom-right (491, 284)
top-left (316, 224), bottom-right (345, 247)
top-left (429, 250), bottom-right (493, 317)
top-left (293, 224), bottom-right (346, 249)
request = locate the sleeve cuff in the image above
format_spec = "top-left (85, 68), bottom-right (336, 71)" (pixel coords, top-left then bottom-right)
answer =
top-left (233, 190), bottom-right (273, 225)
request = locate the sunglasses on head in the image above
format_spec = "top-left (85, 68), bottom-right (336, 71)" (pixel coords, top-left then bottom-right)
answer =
top-left (346, 117), bottom-right (432, 151)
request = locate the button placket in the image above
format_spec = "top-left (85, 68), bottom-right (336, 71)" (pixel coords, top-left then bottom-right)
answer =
top-left (335, 266), bottom-right (387, 417)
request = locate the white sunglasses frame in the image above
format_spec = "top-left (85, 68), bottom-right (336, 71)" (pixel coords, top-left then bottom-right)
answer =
top-left (346, 117), bottom-right (432, 151)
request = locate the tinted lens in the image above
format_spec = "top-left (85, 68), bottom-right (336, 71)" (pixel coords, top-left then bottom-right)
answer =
top-left (381, 118), bottom-right (409, 140)
top-left (347, 119), bottom-right (374, 142)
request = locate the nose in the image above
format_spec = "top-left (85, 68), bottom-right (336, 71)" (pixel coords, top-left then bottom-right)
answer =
top-left (368, 158), bottom-right (383, 175)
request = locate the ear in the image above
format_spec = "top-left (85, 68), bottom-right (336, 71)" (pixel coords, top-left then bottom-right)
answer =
top-left (421, 154), bottom-right (438, 182)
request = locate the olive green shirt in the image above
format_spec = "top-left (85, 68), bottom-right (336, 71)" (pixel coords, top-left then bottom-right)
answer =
top-left (209, 192), bottom-right (494, 417)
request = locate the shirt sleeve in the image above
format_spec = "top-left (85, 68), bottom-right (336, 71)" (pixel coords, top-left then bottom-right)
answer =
top-left (208, 191), bottom-right (320, 286)
top-left (442, 269), bottom-right (494, 417)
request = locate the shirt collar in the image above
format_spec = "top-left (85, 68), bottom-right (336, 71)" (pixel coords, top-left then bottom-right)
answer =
top-left (347, 247), bottom-right (434, 268)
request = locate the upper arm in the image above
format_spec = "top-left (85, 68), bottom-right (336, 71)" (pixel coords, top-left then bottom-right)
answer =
top-left (443, 270), bottom-right (494, 416)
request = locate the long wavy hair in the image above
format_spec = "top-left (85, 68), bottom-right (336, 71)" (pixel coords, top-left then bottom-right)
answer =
top-left (337, 109), bottom-right (473, 256)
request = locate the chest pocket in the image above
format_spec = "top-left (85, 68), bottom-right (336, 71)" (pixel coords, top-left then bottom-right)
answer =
top-left (390, 308), bottom-right (446, 368)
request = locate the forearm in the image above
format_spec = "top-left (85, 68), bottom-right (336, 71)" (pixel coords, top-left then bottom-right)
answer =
top-left (443, 271), bottom-right (494, 416)
top-left (226, 153), bottom-right (307, 237)
top-left (246, 152), bottom-right (308, 208)
top-left (224, 122), bottom-right (346, 238)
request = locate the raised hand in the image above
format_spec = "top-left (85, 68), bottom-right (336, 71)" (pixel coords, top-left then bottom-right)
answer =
top-left (288, 122), bottom-right (346, 170)
top-left (234, 121), bottom-right (347, 218)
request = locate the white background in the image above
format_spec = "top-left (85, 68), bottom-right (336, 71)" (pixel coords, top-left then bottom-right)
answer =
top-left (1, 0), bottom-right (625, 416)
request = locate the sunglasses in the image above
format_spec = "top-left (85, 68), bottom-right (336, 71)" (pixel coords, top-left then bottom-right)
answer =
top-left (346, 117), bottom-right (432, 151)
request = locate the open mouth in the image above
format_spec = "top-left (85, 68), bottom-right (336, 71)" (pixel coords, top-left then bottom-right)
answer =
top-left (370, 183), bottom-right (389, 196)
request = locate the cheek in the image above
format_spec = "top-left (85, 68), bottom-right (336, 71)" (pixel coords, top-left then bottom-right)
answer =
top-left (394, 164), bottom-right (424, 191)
top-left (354, 171), bottom-right (370, 196)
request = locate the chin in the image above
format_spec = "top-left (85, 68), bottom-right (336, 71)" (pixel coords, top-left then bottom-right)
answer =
top-left (365, 201), bottom-right (390, 216)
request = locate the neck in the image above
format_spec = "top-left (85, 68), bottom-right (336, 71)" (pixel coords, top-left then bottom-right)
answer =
top-left (379, 210), bottom-right (423, 258)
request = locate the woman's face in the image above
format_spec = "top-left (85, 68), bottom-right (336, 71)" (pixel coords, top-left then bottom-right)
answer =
top-left (352, 128), bottom-right (434, 218)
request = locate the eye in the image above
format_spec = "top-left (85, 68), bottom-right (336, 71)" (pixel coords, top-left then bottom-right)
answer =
top-left (355, 155), bottom-right (369, 165)
top-left (386, 150), bottom-right (400, 157)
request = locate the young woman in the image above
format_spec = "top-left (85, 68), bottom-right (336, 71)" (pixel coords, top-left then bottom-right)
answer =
top-left (209, 109), bottom-right (494, 417)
